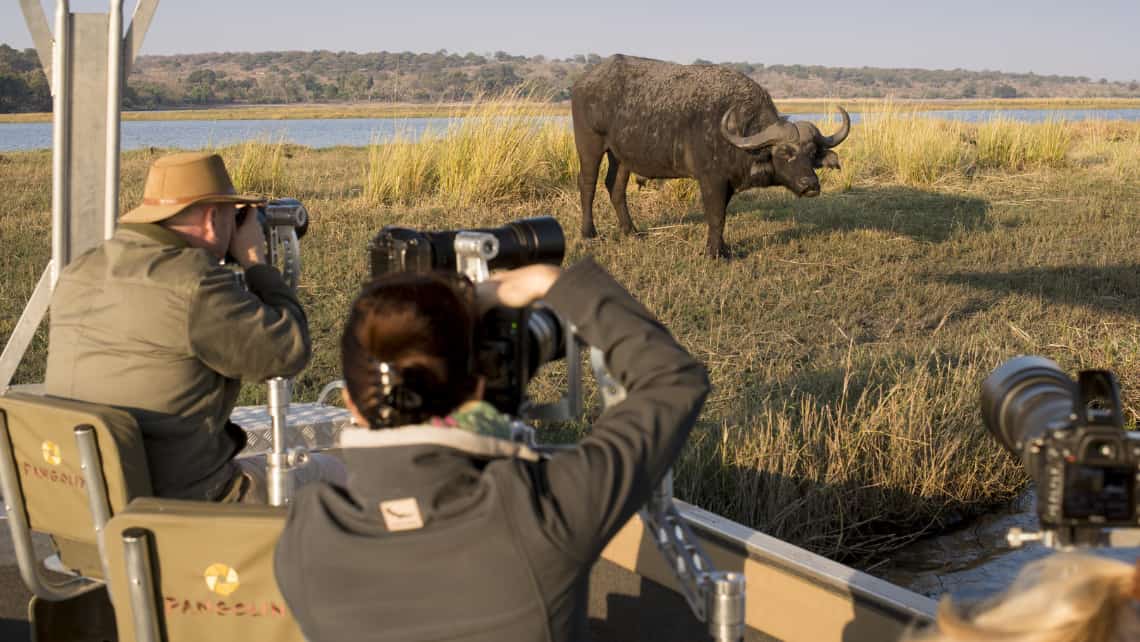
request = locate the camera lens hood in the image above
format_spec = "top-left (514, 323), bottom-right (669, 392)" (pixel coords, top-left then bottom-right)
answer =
top-left (981, 355), bottom-right (1075, 459)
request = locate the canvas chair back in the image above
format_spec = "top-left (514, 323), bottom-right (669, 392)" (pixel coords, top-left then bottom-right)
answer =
top-left (0, 392), bottom-right (152, 579)
top-left (103, 497), bottom-right (306, 642)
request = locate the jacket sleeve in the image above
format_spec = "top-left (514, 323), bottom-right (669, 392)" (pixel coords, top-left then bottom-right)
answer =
top-left (524, 258), bottom-right (710, 561)
top-left (188, 263), bottom-right (311, 381)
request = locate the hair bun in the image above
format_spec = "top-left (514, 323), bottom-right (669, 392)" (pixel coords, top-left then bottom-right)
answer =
top-left (373, 361), bottom-right (424, 427)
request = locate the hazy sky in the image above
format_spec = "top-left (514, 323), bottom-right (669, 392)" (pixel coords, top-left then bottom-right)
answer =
top-left (3, 0), bottom-right (1137, 82)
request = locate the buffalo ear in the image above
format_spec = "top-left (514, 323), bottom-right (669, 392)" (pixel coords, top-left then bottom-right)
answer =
top-left (815, 150), bottom-right (841, 170)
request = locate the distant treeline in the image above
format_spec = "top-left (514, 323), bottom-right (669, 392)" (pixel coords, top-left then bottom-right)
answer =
top-left (2, 43), bottom-right (1139, 113)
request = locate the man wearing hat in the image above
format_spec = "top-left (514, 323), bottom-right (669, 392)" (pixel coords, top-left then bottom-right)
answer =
top-left (45, 151), bottom-right (342, 503)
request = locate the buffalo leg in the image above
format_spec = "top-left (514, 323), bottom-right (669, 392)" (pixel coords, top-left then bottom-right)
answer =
top-left (603, 151), bottom-right (635, 235)
top-left (575, 134), bottom-right (605, 239)
top-left (699, 179), bottom-right (733, 258)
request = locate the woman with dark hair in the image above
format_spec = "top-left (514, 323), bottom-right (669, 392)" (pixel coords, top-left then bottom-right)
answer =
top-left (275, 258), bottom-right (710, 642)
top-left (339, 270), bottom-right (483, 429)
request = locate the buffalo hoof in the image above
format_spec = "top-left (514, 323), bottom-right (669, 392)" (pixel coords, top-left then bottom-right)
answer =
top-left (581, 225), bottom-right (598, 239)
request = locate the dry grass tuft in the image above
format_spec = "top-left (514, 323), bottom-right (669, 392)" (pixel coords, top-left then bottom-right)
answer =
top-left (219, 136), bottom-right (289, 196)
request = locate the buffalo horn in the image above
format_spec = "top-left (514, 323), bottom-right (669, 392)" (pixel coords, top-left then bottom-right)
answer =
top-left (720, 109), bottom-right (798, 150)
top-left (816, 106), bottom-right (851, 149)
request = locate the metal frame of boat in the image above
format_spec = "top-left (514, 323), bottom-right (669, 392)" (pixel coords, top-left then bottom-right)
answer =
top-left (0, 2), bottom-right (938, 640)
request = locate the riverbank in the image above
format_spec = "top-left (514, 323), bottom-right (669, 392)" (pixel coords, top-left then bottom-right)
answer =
top-left (3, 116), bottom-right (1139, 569)
top-left (4, 97), bottom-right (1140, 123)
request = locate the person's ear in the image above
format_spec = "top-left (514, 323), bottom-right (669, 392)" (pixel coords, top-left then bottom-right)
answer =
top-left (201, 204), bottom-right (219, 237)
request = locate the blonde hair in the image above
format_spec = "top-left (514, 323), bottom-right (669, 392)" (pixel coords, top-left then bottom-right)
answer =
top-left (903, 553), bottom-right (1140, 642)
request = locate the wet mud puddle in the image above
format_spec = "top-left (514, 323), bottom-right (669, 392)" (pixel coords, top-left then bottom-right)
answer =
top-left (877, 489), bottom-right (1140, 602)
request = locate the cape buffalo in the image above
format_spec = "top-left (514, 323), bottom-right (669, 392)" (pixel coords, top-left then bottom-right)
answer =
top-left (571, 55), bottom-right (850, 257)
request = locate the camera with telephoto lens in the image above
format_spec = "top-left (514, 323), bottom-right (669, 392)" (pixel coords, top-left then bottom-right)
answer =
top-left (981, 356), bottom-right (1140, 541)
top-left (234, 197), bottom-right (310, 243)
top-left (368, 216), bottom-right (568, 417)
top-left (225, 198), bottom-right (310, 291)
top-left (225, 198), bottom-right (310, 262)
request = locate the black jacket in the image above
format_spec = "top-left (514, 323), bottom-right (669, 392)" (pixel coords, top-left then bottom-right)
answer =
top-left (274, 259), bottom-right (710, 641)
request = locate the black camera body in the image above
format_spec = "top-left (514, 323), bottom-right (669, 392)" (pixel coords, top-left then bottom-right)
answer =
top-left (368, 216), bottom-right (567, 417)
top-left (226, 198), bottom-right (310, 292)
top-left (1034, 418), bottom-right (1140, 529)
top-left (982, 356), bottom-right (1140, 532)
top-left (236, 197), bottom-right (310, 239)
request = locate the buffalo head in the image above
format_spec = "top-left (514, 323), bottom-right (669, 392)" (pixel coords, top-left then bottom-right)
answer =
top-left (721, 106), bottom-right (851, 197)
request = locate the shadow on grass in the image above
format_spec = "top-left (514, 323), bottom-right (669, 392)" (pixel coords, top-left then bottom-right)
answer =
top-left (677, 457), bottom-right (973, 571)
top-left (676, 352), bottom-right (1018, 564)
top-left (643, 185), bottom-right (991, 256)
top-left (737, 186), bottom-right (992, 246)
top-left (937, 265), bottom-right (1140, 317)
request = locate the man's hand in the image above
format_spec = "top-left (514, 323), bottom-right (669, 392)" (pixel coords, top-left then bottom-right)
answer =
top-left (476, 264), bottom-right (561, 312)
top-left (229, 206), bottom-right (268, 268)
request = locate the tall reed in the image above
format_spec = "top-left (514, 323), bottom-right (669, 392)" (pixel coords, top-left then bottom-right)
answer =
top-left (1070, 120), bottom-right (1140, 181)
top-left (363, 128), bottom-right (439, 204)
top-left (362, 96), bottom-right (1093, 207)
top-left (362, 90), bottom-right (577, 208)
top-left (838, 102), bottom-right (968, 186)
top-left (974, 117), bottom-right (1071, 169)
top-left (221, 136), bottom-right (288, 195)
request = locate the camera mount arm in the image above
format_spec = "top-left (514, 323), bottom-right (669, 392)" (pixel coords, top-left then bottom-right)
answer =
top-left (640, 472), bottom-right (746, 642)
top-left (265, 377), bottom-right (310, 506)
top-left (262, 199), bottom-right (310, 506)
top-left (588, 354), bottom-right (746, 642)
top-left (1008, 525), bottom-right (1140, 550)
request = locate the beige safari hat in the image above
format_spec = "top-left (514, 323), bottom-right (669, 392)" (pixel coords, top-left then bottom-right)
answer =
top-left (120, 151), bottom-right (265, 224)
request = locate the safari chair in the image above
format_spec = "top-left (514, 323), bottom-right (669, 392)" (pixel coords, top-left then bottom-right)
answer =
top-left (102, 497), bottom-right (305, 642)
top-left (0, 391), bottom-right (152, 639)
top-left (0, 392), bottom-right (152, 580)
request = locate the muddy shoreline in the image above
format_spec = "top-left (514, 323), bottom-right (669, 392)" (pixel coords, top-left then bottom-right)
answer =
top-left (877, 488), bottom-right (1140, 601)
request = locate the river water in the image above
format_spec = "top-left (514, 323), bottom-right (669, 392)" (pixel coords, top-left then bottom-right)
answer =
top-left (2, 109), bottom-right (1140, 153)
top-left (879, 489), bottom-right (1140, 602)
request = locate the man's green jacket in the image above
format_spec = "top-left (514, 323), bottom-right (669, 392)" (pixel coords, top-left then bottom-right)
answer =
top-left (45, 223), bottom-right (310, 499)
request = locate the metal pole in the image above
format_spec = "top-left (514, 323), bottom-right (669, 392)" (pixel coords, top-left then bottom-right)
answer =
top-left (104, 0), bottom-right (124, 240)
top-left (122, 528), bottom-right (162, 642)
top-left (75, 426), bottom-right (110, 532)
top-left (0, 265), bottom-right (53, 392)
top-left (707, 572), bottom-right (746, 642)
top-left (75, 425), bottom-right (113, 581)
top-left (266, 377), bottom-right (294, 506)
top-left (51, 0), bottom-right (72, 285)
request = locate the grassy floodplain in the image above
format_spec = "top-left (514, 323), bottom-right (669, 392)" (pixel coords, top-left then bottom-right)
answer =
top-left (2, 96), bottom-right (1140, 123)
top-left (3, 98), bottom-right (1140, 569)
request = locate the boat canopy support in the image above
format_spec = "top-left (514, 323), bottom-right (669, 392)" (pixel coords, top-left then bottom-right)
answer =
top-left (0, 0), bottom-right (159, 392)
